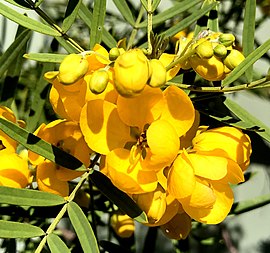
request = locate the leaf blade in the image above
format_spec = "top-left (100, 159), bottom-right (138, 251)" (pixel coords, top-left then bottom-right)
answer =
top-left (62, 0), bottom-right (82, 33)
top-left (47, 233), bottom-right (71, 253)
top-left (112, 0), bottom-right (135, 26)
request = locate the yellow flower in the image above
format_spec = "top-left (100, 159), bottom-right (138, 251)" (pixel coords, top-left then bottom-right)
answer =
top-left (167, 126), bottom-right (252, 224)
top-left (114, 48), bottom-right (150, 97)
top-left (111, 213), bottom-right (135, 238)
top-left (0, 153), bottom-right (31, 188)
top-left (159, 53), bottom-right (181, 81)
top-left (80, 85), bottom-right (195, 194)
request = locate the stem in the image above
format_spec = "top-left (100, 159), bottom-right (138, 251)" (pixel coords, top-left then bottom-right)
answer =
top-left (147, 0), bottom-right (153, 55)
top-left (167, 77), bottom-right (270, 93)
top-left (127, 6), bottom-right (145, 50)
top-left (166, 49), bottom-right (196, 71)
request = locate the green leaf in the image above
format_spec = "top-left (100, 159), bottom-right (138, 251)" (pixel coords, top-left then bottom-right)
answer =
top-left (140, 0), bottom-right (147, 10)
top-left (0, 29), bottom-right (31, 79)
top-left (89, 0), bottom-right (107, 49)
top-left (207, 3), bottom-right (219, 32)
top-left (0, 118), bottom-right (86, 171)
top-left (152, 0), bottom-right (161, 11)
top-left (242, 0), bottom-right (256, 83)
top-left (0, 2), bottom-right (61, 36)
top-left (112, 0), bottom-right (135, 26)
top-left (138, 0), bottom-right (202, 28)
top-left (89, 170), bottom-right (148, 223)
top-left (54, 36), bottom-right (81, 53)
top-left (0, 221), bottom-right (45, 238)
top-left (62, 0), bottom-right (82, 33)
top-left (4, 0), bottom-right (31, 9)
top-left (67, 201), bottom-right (99, 253)
top-left (224, 97), bottom-right (270, 143)
top-left (222, 37), bottom-right (270, 86)
top-left (79, 4), bottom-right (117, 48)
top-left (0, 186), bottom-right (65, 206)
top-left (23, 53), bottom-right (66, 63)
top-left (47, 233), bottom-right (71, 253)
top-left (162, 2), bottom-right (217, 38)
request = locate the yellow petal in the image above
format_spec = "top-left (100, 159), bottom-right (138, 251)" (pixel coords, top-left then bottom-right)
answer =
top-left (188, 153), bottom-right (228, 180)
top-left (167, 151), bottom-right (196, 199)
top-left (80, 100), bottom-right (131, 155)
top-left (160, 86), bottom-right (195, 137)
top-left (0, 153), bottom-right (31, 188)
top-left (142, 120), bottom-right (179, 171)
top-left (55, 167), bottom-right (84, 181)
top-left (111, 213), bottom-right (135, 238)
top-left (117, 86), bottom-right (164, 130)
top-left (36, 160), bottom-right (69, 197)
top-left (222, 159), bottom-right (244, 184)
top-left (159, 53), bottom-right (181, 81)
top-left (106, 148), bottom-right (158, 194)
top-left (181, 182), bottom-right (234, 224)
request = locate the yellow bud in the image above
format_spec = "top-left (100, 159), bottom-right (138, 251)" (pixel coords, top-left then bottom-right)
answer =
top-left (223, 49), bottom-right (245, 70)
top-left (148, 59), bottom-right (167, 88)
top-left (58, 54), bottom-right (89, 85)
top-left (109, 47), bottom-right (120, 61)
top-left (195, 40), bottom-right (214, 59)
top-left (189, 55), bottom-right (225, 81)
top-left (111, 213), bottom-right (135, 238)
top-left (88, 70), bottom-right (109, 94)
top-left (133, 185), bottom-right (166, 224)
top-left (44, 71), bottom-right (59, 83)
top-left (114, 49), bottom-right (150, 97)
top-left (213, 44), bottom-right (228, 58)
top-left (219, 33), bottom-right (235, 47)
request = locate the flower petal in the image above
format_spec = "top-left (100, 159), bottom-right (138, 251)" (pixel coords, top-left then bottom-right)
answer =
top-left (106, 148), bottom-right (158, 194)
top-left (80, 99), bottom-right (131, 155)
top-left (159, 53), bottom-right (181, 81)
top-left (160, 86), bottom-right (195, 137)
top-left (117, 86), bottom-right (164, 130)
top-left (56, 167), bottom-right (84, 181)
top-left (142, 120), bottom-right (179, 171)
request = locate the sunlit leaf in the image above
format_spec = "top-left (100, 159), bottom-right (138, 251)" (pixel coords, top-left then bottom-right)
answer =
top-left (67, 201), bottom-right (99, 253)
top-left (47, 233), bottom-right (71, 253)
top-left (222, 37), bottom-right (270, 86)
top-left (0, 221), bottom-right (45, 238)
top-left (23, 53), bottom-right (66, 63)
top-left (62, 0), bottom-right (82, 33)
top-left (4, 0), bottom-right (31, 9)
top-left (0, 118), bottom-right (86, 171)
top-left (242, 0), bottom-right (256, 82)
top-left (0, 186), bottom-right (65, 206)
top-left (89, 170), bottom-right (148, 223)
top-left (0, 2), bottom-right (61, 36)
top-left (54, 36), bottom-right (82, 53)
top-left (89, 0), bottom-right (107, 49)
top-left (112, 0), bottom-right (135, 26)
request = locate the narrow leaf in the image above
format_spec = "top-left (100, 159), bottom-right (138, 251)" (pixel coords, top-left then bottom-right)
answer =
top-left (112, 0), bottom-right (135, 26)
top-left (224, 97), bottom-right (270, 143)
top-left (0, 2), bottom-right (61, 36)
top-left (0, 186), bottom-right (65, 206)
top-left (222, 38), bottom-right (270, 86)
top-left (242, 0), bottom-right (256, 82)
top-left (89, 170), bottom-right (147, 223)
top-left (62, 0), bottom-right (82, 33)
top-left (138, 0), bottom-right (202, 28)
top-left (0, 221), bottom-right (45, 238)
top-left (0, 29), bottom-right (31, 78)
top-left (67, 201), bottom-right (99, 253)
top-left (0, 118), bottom-right (86, 171)
top-left (89, 0), bottom-right (107, 49)
top-left (152, 0), bottom-right (162, 11)
top-left (54, 36), bottom-right (81, 53)
top-left (162, 2), bottom-right (217, 38)
top-left (47, 233), bottom-right (71, 253)
top-left (4, 0), bottom-right (31, 9)
top-left (78, 4), bottom-right (117, 48)
top-left (23, 53), bottom-right (66, 63)
top-left (207, 3), bottom-right (219, 32)
top-left (140, 0), bottom-right (147, 10)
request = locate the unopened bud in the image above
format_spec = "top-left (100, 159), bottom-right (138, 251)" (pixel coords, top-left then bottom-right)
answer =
top-left (213, 44), bottom-right (228, 58)
top-left (58, 54), bottom-right (89, 85)
top-left (88, 70), bottom-right (109, 94)
top-left (219, 33), bottom-right (235, 47)
top-left (224, 49), bottom-right (245, 70)
top-left (111, 213), bottom-right (135, 238)
top-left (148, 59), bottom-right (167, 88)
top-left (195, 40), bottom-right (214, 59)
top-left (109, 47), bottom-right (120, 61)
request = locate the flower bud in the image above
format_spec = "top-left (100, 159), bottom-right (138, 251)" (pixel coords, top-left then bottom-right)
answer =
top-left (109, 47), bottom-right (120, 61)
top-left (58, 54), bottom-right (89, 85)
top-left (219, 33), bottom-right (235, 47)
top-left (223, 49), bottom-right (245, 70)
top-left (195, 40), bottom-right (214, 59)
top-left (148, 59), bottom-right (167, 88)
top-left (114, 49), bottom-right (150, 97)
top-left (133, 185), bottom-right (166, 224)
top-left (213, 44), bottom-right (227, 58)
top-left (88, 70), bottom-right (109, 94)
top-left (111, 213), bottom-right (135, 238)
top-left (44, 71), bottom-right (59, 83)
